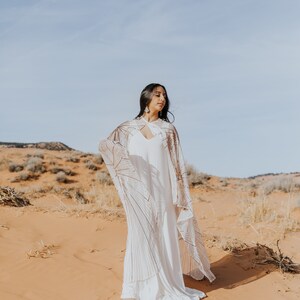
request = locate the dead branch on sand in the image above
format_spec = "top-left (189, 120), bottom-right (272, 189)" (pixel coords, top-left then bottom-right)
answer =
top-left (254, 240), bottom-right (300, 274)
top-left (0, 186), bottom-right (32, 207)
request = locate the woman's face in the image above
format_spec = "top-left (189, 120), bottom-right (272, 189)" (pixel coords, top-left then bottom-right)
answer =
top-left (148, 86), bottom-right (166, 113)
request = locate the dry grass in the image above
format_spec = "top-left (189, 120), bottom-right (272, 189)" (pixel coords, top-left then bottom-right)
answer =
top-left (239, 193), bottom-right (275, 223)
top-left (185, 162), bottom-right (211, 186)
top-left (261, 176), bottom-right (300, 194)
top-left (33, 183), bottom-right (125, 220)
top-left (87, 183), bottom-right (122, 209)
top-left (95, 171), bottom-right (113, 185)
top-left (27, 240), bottom-right (59, 259)
top-left (0, 158), bottom-right (11, 171)
top-left (238, 190), bottom-right (300, 239)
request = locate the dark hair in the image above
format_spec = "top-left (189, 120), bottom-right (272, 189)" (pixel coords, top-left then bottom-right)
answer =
top-left (134, 83), bottom-right (175, 123)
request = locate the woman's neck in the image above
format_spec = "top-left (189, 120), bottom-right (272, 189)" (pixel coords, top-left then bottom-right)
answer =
top-left (142, 112), bottom-right (159, 122)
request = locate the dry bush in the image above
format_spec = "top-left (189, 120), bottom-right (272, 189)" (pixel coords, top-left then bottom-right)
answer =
top-left (87, 183), bottom-right (122, 208)
top-left (33, 150), bottom-right (45, 159)
top-left (220, 238), bottom-right (249, 253)
top-left (8, 162), bottom-right (24, 172)
top-left (95, 171), bottom-right (113, 185)
top-left (74, 190), bottom-right (89, 204)
top-left (93, 154), bottom-right (103, 165)
top-left (261, 177), bottom-right (300, 194)
top-left (65, 153), bottom-right (80, 163)
top-left (26, 150), bottom-right (45, 159)
top-left (254, 240), bottom-right (300, 274)
top-left (80, 153), bottom-right (94, 158)
top-left (18, 184), bottom-right (50, 195)
top-left (238, 192), bottom-right (300, 238)
top-left (205, 233), bottom-right (300, 274)
top-left (50, 167), bottom-right (76, 176)
top-left (219, 177), bottom-right (229, 187)
top-left (85, 160), bottom-right (98, 171)
top-left (25, 157), bottom-right (46, 173)
top-left (56, 171), bottom-right (68, 183)
top-left (185, 163), bottom-right (211, 186)
top-left (0, 186), bottom-right (31, 207)
top-left (0, 158), bottom-right (11, 171)
top-left (204, 234), bottom-right (248, 252)
top-left (11, 171), bottom-right (39, 182)
top-left (239, 193), bottom-right (275, 224)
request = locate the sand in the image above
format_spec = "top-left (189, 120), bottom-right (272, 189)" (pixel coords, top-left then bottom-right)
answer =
top-left (0, 147), bottom-right (299, 299)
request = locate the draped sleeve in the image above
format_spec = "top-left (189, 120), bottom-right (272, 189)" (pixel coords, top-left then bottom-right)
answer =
top-left (166, 124), bottom-right (216, 283)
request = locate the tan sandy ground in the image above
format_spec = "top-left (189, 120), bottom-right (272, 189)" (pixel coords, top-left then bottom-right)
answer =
top-left (0, 148), bottom-right (299, 299)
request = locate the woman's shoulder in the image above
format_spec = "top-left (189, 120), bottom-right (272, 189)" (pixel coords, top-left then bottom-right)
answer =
top-left (122, 116), bottom-right (176, 132)
top-left (161, 119), bottom-right (177, 131)
top-left (115, 119), bottom-right (131, 129)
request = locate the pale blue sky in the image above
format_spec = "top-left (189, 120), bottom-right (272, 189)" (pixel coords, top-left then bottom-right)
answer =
top-left (1, 0), bottom-right (299, 178)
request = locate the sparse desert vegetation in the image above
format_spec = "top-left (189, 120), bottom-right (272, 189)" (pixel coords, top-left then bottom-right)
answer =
top-left (185, 162), bottom-right (211, 187)
top-left (0, 144), bottom-right (299, 299)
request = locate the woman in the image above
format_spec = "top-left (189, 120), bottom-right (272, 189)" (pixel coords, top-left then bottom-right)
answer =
top-left (99, 83), bottom-right (216, 300)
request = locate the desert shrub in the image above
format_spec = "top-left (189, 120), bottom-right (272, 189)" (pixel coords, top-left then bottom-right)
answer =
top-left (33, 150), bottom-right (44, 159)
top-left (80, 153), bottom-right (93, 158)
top-left (87, 184), bottom-right (121, 208)
top-left (262, 177), bottom-right (298, 194)
top-left (56, 171), bottom-right (68, 183)
top-left (65, 154), bottom-right (80, 163)
top-left (220, 178), bottom-right (229, 187)
top-left (93, 154), bottom-right (103, 165)
top-left (9, 163), bottom-right (24, 172)
top-left (25, 157), bottom-right (46, 173)
top-left (95, 171), bottom-right (113, 185)
top-left (185, 163), bottom-right (211, 186)
top-left (239, 192), bottom-right (300, 238)
top-left (0, 186), bottom-right (31, 207)
top-left (26, 150), bottom-right (44, 159)
top-left (74, 191), bottom-right (89, 204)
top-left (11, 171), bottom-right (39, 182)
top-left (239, 194), bottom-right (275, 224)
top-left (85, 160), bottom-right (98, 171)
top-left (0, 158), bottom-right (11, 171)
top-left (50, 167), bottom-right (75, 176)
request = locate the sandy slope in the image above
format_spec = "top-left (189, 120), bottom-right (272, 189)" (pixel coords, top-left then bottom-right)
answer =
top-left (0, 148), bottom-right (299, 299)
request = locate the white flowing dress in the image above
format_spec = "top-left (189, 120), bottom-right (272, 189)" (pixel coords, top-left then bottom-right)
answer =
top-left (121, 117), bottom-right (206, 300)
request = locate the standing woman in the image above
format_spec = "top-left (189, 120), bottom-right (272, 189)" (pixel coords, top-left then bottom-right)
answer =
top-left (99, 83), bottom-right (216, 300)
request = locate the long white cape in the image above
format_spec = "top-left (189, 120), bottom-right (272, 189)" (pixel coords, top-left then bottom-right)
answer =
top-left (99, 116), bottom-right (216, 283)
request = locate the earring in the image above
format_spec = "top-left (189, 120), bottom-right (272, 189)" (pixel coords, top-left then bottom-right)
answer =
top-left (144, 106), bottom-right (150, 113)
top-left (159, 111), bottom-right (162, 117)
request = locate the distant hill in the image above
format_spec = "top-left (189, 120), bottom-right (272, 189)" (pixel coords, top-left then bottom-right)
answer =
top-left (0, 142), bottom-right (74, 151)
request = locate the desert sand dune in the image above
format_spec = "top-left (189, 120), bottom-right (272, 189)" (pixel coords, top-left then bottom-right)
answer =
top-left (0, 147), bottom-right (299, 299)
